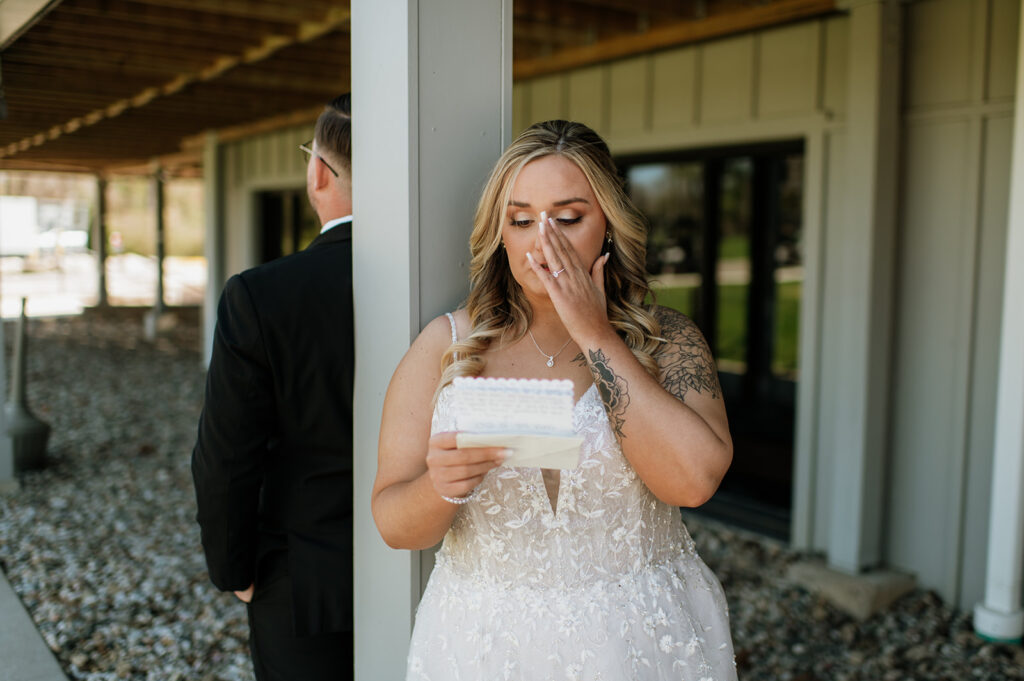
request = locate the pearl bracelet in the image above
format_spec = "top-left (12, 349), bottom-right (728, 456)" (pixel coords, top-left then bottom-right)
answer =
top-left (440, 489), bottom-right (477, 505)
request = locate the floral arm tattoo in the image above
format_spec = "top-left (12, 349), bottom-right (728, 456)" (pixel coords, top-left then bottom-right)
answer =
top-left (654, 307), bottom-right (722, 402)
top-left (582, 349), bottom-right (630, 439)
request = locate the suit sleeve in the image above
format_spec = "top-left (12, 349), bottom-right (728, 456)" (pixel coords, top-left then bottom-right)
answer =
top-left (191, 274), bottom-right (277, 592)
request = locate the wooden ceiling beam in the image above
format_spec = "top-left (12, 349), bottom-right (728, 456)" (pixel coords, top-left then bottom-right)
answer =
top-left (0, 6), bottom-right (351, 160)
top-left (103, 148), bottom-right (203, 176)
top-left (514, 0), bottom-right (837, 79)
top-left (509, 20), bottom-right (592, 47)
top-left (515, 0), bottom-right (638, 29)
top-left (6, 43), bottom-right (218, 74)
top-left (219, 68), bottom-right (348, 93)
top-left (180, 104), bottom-right (324, 151)
top-left (0, 159), bottom-right (105, 173)
top-left (8, 90), bottom-right (330, 143)
top-left (4, 81), bottom-right (334, 124)
top-left (27, 17), bottom-right (265, 54)
top-left (10, 41), bottom-right (254, 71)
top-left (559, 0), bottom-right (693, 16)
top-left (3, 65), bottom-right (155, 93)
top-left (56, 0), bottom-right (297, 36)
top-left (120, 0), bottom-right (342, 25)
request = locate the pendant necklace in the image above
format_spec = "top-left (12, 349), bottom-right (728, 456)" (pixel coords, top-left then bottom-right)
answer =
top-left (527, 329), bottom-right (573, 368)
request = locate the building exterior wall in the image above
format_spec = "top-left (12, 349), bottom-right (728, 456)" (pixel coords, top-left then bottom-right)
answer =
top-left (209, 0), bottom-right (1018, 613)
top-left (511, 0), bottom-right (1017, 610)
top-left (888, 0), bottom-right (1017, 609)
top-left (513, 14), bottom-right (850, 557)
top-left (219, 124), bottom-right (313, 283)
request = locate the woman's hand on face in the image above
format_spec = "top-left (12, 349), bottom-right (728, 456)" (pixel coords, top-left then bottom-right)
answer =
top-left (526, 212), bottom-right (612, 344)
top-left (426, 431), bottom-right (508, 501)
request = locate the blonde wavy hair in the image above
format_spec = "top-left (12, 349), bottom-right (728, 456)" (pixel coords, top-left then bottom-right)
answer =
top-left (437, 120), bottom-right (662, 394)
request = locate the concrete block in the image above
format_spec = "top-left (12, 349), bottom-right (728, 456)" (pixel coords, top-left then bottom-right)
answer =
top-left (0, 571), bottom-right (67, 680)
top-left (786, 560), bottom-right (917, 621)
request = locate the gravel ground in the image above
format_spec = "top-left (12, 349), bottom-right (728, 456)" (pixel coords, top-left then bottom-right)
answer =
top-left (0, 307), bottom-right (1022, 680)
top-left (0, 308), bottom-right (252, 681)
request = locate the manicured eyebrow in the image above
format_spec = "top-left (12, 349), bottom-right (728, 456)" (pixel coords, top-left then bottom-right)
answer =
top-left (508, 197), bottom-right (590, 208)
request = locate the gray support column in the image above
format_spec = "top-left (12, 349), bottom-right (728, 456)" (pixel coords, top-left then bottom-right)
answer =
top-left (153, 167), bottom-right (165, 314)
top-left (973, 3), bottom-right (1024, 645)
top-left (351, 0), bottom-right (512, 678)
top-left (202, 133), bottom-right (224, 366)
top-left (145, 166), bottom-right (167, 340)
top-left (827, 0), bottom-right (901, 573)
top-left (95, 175), bottom-right (108, 307)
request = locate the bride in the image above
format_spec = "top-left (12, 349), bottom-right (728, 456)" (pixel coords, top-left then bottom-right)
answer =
top-left (372, 120), bottom-right (738, 680)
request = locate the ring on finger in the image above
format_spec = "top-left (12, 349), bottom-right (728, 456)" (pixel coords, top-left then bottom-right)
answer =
top-left (552, 267), bottom-right (566, 278)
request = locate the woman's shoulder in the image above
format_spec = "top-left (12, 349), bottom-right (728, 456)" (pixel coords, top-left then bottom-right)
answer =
top-left (431, 309), bottom-right (470, 341)
top-left (415, 309), bottom-right (469, 352)
top-left (392, 312), bottom-right (464, 390)
top-left (650, 304), bottom-right (702, 342)
top-left (649, 305), bottom-right (721, 401)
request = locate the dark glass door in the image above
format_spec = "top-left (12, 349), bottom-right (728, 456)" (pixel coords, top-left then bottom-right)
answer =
top-left (624, 142), bottom-right (804, 540)
top-left (257, 189), bottom-right (321, 264)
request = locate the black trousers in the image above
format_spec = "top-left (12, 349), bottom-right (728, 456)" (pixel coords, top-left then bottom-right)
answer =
top-left (247, 553), bottom-right (353, 681)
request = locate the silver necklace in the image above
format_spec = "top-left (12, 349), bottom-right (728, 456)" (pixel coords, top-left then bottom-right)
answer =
top-left (527, 329), bottom-right (573, 368)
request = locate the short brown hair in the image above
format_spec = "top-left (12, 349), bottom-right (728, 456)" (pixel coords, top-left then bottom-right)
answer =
top-left (314, 93), bottom-right (351, 175)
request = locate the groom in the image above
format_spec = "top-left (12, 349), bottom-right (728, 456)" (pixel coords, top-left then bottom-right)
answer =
top-left (192, 94), bottom-right (354, 680)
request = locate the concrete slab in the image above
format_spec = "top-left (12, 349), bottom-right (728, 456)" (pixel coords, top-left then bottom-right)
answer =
top-left (0, 569), bottom-right (67, 681)
top-left (787, 560), bottom-right (917, 621)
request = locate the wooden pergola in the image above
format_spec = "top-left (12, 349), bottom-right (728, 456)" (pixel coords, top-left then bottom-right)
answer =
top-left (0, 0), bottom-right (836, 177)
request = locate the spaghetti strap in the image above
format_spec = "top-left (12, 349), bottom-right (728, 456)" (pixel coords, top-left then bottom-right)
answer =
top-left (444, 312), bottom-right (458, 344)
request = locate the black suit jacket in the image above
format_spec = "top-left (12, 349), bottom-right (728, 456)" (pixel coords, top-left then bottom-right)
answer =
top-left (192, 222), bottom-right (353, 636)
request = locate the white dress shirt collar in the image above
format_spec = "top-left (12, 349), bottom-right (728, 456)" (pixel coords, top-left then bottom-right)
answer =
top-left (320, 215), bottom-right (353, 235)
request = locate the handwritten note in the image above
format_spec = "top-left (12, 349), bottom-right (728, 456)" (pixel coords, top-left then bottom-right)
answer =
top-left (451, 377), bottom-right (583, 469)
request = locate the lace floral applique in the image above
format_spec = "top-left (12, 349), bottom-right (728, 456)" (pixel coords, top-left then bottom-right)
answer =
top-left (409, 383), bottom-right (737, 681)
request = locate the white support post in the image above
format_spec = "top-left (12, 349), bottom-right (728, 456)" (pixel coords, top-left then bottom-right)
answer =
top-left (974, 2), bottom-right (1024, 645)
top-left (351, 0), bottom-right (511, 678)
top-left (827, 0), bottom-right (901, 573)
top-left (202, 132), bottom-right (224, 366)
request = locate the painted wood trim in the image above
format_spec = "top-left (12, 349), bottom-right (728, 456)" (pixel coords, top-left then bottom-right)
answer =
top-left (946, 110), bottom-right (987, 604)
top-left (604, 113), bottom-right (831, 156)
top-left (791, 124), bottom-right (828, 549)
top-left (903, 100), bottom-right (1015, 122)
top-left (826, 0), bottom-right (901, 572)
top-left (514, 0), bottom-right (838, 79)
top-left (0, 0), bottom-right (60, 49)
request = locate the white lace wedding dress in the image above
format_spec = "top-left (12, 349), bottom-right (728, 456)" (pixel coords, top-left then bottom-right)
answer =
top-left (406, 382), bottom-right (738, 681)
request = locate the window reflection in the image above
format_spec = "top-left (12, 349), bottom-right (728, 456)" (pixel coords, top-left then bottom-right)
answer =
top-left (772, 154), bottom-right (803, 381)
top-left (627, 163), bottom-right (703, 319)
top-left (715, 158), bottom-right (752, 375)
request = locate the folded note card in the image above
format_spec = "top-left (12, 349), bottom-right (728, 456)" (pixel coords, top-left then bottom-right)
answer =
top-left (451, 377), bottom-right (583, 470)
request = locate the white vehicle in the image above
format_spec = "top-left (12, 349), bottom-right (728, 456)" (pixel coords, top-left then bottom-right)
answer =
top-left (0, 196), bottom-right (41, 257)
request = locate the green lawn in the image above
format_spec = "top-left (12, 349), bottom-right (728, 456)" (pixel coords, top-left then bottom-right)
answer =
top-left (650, 281), bottom-right (801, 377)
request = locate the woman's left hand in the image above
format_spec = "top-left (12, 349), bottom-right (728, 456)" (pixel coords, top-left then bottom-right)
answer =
top-left (526, 212), bottom-right (612, 344)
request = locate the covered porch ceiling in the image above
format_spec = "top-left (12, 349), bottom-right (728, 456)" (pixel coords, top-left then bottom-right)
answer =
top-left (0, 0), bottom-right (836, 177)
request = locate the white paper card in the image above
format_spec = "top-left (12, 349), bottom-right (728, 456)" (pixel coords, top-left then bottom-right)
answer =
top-left (451, 377), bottom-right (583, 470)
